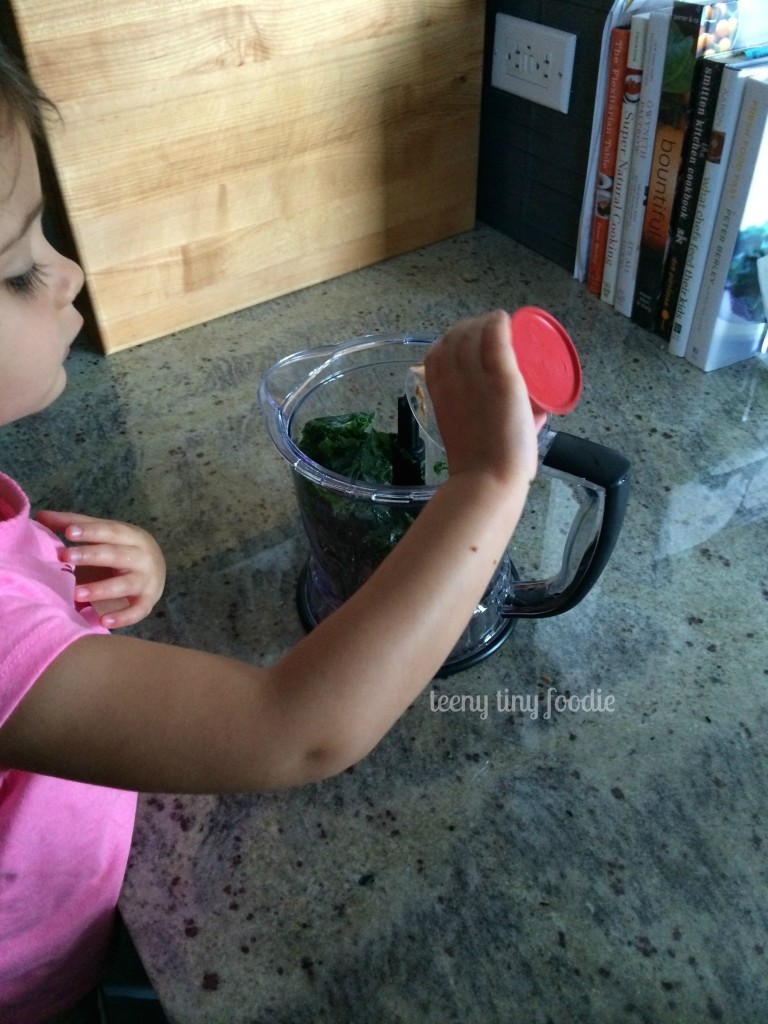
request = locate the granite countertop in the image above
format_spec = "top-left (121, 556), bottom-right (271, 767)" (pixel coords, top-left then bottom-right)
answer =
top-left (3, 226), bottom-right (766, 1023)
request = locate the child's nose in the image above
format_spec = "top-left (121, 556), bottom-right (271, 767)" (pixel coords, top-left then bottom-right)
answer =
top-left (54, 250), bottom-right (84, 307)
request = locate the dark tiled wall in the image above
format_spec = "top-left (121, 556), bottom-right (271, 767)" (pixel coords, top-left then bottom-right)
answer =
top-left (477, 0), bottom-right (614, 270)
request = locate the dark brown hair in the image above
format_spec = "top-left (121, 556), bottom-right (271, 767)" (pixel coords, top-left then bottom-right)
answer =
top-left (0, 40), bottom-right (56, 140)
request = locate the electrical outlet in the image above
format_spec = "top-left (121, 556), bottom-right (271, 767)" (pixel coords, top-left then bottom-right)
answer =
top-left (491, 14), bottom-right (576, 114)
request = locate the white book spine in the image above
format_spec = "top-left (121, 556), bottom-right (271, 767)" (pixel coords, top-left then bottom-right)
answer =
top-left (601, 15), bottom-right (648, 306)
top-left (686, 77), bottom-right (768, 370)
top-left (613, 10), bottom-right (670, 318)
top-left (673, 63), bottom-right (768, 355)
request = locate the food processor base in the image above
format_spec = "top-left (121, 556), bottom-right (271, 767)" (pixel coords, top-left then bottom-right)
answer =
top-left (433, 616), bottom-right (517, 678)
top-left (296, 562), bottom-right (518, 678)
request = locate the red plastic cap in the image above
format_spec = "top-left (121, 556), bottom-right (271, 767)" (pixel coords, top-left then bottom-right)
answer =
top-left (509, 306), bottom-right (582, 416)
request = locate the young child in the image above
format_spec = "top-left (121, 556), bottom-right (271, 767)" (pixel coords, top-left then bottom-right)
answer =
top-left (0, 43), bottom-right (539, 1023)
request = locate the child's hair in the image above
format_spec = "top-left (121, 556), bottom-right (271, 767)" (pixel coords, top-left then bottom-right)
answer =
top-left (0, 40), bottom-right (55, 141)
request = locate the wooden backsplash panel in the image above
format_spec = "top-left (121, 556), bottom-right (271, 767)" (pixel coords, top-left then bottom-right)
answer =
top-left (9, 1), bottom-right (484, 352)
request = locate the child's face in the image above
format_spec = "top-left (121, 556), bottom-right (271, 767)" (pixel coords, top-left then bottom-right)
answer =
top-left (0, 121), bottom-right (84, 426)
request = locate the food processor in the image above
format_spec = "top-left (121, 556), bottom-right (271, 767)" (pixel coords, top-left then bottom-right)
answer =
top-left (259, 313), bottom-right (630, 675)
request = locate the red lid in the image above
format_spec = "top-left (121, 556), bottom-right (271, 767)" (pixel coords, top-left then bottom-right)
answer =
top-left (509, 306), bottom-right (582, 416)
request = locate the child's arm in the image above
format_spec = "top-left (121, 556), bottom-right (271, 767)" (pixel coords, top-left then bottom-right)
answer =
top-left (35, 511), bottom-right (166, 628)
top-left (0, 312), bottom-right (538, 795)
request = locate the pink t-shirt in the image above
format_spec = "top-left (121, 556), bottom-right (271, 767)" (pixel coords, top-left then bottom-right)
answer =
top-left (0, 472), bottom-right (138, 1023)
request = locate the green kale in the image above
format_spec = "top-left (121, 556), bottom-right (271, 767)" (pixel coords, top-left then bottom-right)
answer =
top-left (296, 412), bottom-right (419, 602)
top-left (299, 412), bottom-right (395, 483)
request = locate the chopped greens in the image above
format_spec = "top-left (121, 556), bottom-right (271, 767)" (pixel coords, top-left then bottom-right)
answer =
top-left (299, 412), bottom-right (396, 483)
top-left (296, 412), bottom-right (420, 603)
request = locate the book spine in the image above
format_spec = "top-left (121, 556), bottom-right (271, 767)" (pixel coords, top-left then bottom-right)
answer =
top-left (587, 27), bottom-right (631, 296)
top-left (601, 16), bottom-right (648, 306)
top-left (672, 64), bottom-right (766, 353)
top-left (614, 10), bottom-right (671, 318)
top-left (631, 0), bottom-right (739, 330)
top-left (660, 58), bottom-right (724, 349)
top-left (685, 79), bottom-right (767, 370)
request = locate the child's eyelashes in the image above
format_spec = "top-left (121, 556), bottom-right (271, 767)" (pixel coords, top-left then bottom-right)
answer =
top-left (5, 263), bottom-right (48, 297)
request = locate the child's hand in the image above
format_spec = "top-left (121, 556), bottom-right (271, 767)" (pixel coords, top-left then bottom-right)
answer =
top-left (424, 310), bottom-right (540, 487)
top-left (36, 510), bottom-right (166, 629)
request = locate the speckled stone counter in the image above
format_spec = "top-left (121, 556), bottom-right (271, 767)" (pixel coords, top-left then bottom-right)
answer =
top-left (3, 227), bottom-right (767, 1023)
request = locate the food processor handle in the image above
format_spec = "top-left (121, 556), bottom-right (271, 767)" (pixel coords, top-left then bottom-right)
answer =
top-left (502, 431), bottom-right (631, 618)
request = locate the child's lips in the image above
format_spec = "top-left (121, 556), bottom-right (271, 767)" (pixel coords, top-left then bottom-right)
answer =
top-left (66, 310), bottom-right (84, 348)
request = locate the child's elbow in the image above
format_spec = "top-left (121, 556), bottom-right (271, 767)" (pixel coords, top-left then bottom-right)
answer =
top-left (294, 741), bottom-right (371, 786)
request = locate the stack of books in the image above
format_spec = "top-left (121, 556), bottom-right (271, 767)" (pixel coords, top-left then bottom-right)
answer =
top-left (585, 1), bottom-right (768, 371)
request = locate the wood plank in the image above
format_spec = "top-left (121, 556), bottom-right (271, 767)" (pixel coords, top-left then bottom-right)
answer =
top-left (10, 0), bottom-right (483, 352)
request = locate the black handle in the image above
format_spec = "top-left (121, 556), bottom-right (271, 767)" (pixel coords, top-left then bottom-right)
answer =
top-left (502, 431), bottom-right (631, 618)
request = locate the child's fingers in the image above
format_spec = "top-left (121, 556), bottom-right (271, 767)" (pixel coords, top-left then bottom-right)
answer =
top-left (63, 542), bottom-right (144, 571)
top-left (98, 607), bottom-right (141, 629)
top-left (37, 510), bottom-right (144, 545)
top-left (37, 509), bottom-right (111, 532)
top-left (38, 511), bottom-right (165, 628)
top-left (478, 310), bottom-right (518, 377)
top-left (93, 597), bottom-right (149, 630)
top-left (75, 576), bottom-right (157, 629)
top-left (35, 508), bottom-right (81, 530)
top-left (74, 572), bottom-right (138, 605)
top-left (426, 310), bottom-right (517, 390)
top-left (99, 602), bottom-right (153, 629)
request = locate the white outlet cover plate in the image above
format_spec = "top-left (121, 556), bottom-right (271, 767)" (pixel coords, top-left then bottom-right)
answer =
top-left (491, 13), bottom-right (576, 114)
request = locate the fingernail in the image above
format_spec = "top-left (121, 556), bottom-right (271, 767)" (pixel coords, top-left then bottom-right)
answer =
top-left (68, 549), bottom-right (83, 562)
top-left (75, 586), bottom-right (90, 601)
top-left (102, 616), bottom-right (116, 628)
top-left (68, 526), bottom-right (83, 539)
